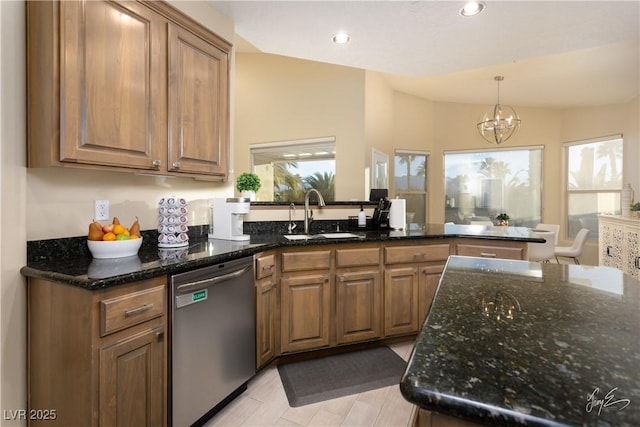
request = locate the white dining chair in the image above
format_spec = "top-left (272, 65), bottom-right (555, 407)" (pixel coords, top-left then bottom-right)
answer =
top-left (534, 223), bottom-right (560, 245)
top-left (555, 228), bottom-right (590, 264)
top-left (528, 230), bottom-right (556, 263)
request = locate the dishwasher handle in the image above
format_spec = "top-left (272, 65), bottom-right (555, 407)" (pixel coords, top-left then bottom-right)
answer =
top-left (176, 264), bottom-right (252, 293)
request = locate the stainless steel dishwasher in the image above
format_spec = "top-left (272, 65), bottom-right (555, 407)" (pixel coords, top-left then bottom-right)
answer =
top-left (170, 256), bottom-right (255, 427)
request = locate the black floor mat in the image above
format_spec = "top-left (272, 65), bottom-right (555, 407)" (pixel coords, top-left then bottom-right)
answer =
top-left (277, 346), bottom-right (407, 407)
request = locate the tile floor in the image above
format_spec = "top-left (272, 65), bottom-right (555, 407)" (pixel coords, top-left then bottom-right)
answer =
top-left (205, 340), bottom-right (417, 427)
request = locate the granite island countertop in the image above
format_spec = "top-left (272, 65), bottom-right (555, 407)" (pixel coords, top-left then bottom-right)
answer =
top-left (21, 223), bottom-right (543, 290)
top-left (400, 255), bottom-right (640, 426)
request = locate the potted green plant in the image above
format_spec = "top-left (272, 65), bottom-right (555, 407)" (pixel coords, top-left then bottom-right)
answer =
top-left (631, 202), bottom-right (640, 218)
top-left (495, 212), bottom-right (510, 226)
top-left (236, 172), bottom-right (261, 201)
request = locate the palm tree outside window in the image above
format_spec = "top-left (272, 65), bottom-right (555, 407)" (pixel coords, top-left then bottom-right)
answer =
top-left (394, 150), bottom-right (429, 229)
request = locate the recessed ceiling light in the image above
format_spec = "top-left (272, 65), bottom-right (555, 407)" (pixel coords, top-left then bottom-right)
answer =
top-left (298, 153), bottom-right (312, 157)
top-left (283, 153), bottom-right (297, 158)
top-left (314, 151), bottom-right (329, 156)
top-left (459, 1), bottom-right (485, 17)
top-left (331, 32), bottom-right (351, 44)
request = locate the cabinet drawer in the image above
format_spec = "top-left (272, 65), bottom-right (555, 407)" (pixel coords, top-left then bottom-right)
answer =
top-left (385, 244), bottom-right (450, 264)
top-left (336, 247), bottom-right (380, 267)
top-left (456, 244), bottom-right (525, 260)
top-left (255, 253), bottom-right (276, 279)
top-left (282, 250), bottom-right (331, 272)
top-left (101, 286), bottom-right (165, 336)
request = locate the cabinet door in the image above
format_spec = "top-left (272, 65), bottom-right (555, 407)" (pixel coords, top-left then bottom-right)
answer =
top-left (256, 275), bottom-right (277, 369)
top-left (625, 226), bottom-right (640, 278)
top-left (100, 325), bottom-right (165, 427)
top-left (60, 0), bottom-right (164, 169)
top-left (384, 267), bottom-right (419, 336)
top-left (418, 265), bottom-right (443, 323)
top-left (336, 270), bottom-right (382, 344)
top-left (600, 222), bottom-right (624, 269)
top-left (281, 273), bottom-right (331, 353)
top-left (167, 24), bottom-right (229, 177)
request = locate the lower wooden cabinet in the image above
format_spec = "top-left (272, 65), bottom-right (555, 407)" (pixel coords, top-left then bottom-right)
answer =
top-left (336, 270), bottom-right (382, 344)
top-left (255, 251), bottom-right (278, 369)
top-left (418, 265), bottom-right (444, 323)
top-left (454, 238), bottom-right (527, 260)
top-left (99, 324), bottom-right (165, 426)
top-left (384, 243), bottom-right (451, 337)
top-left (280, 273), bottom-right (332, 353)
top-left (384, 266), bottom-right (420, 336)
top-left (28, 277), bottom-right (167, 427)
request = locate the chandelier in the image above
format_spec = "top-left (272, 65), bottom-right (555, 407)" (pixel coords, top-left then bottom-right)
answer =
top-left (477, 76), bottom-right (521, 144)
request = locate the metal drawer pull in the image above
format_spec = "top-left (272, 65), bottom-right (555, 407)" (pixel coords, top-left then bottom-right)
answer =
top-left (635, 257), bottom-right (640, 269)
top-left (414, 253), bottom-right (425, 259)
top-left (124, 304), bottom-right (153, 318)
top-left (480, 252), bottom-right (497, 258)
top-left (261, 264), bottom-right (274, 271)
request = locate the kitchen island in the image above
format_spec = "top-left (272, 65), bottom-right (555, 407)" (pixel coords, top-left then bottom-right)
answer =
top-left (401, 256), bottom-right (640, 426)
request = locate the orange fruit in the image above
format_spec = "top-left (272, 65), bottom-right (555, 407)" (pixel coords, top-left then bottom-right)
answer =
top-left (130, 234), bottom-right (140, 239)
top-left (112, 224), bottom-right (126, 235)
top-left (103, 232), bottom-right (116, 241)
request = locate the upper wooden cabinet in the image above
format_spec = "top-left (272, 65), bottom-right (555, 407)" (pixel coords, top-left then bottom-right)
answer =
top-left (27, 0), bottom-right (231, 180)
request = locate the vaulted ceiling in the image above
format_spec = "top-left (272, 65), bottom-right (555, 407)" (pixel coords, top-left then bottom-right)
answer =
top-left (210, 1), bottom-right (639, 109)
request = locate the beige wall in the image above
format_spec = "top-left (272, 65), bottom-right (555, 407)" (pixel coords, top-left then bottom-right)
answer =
top-left (1, 1), bottom-right (27, 423)
top-left (234, 53), bottom-right (366, 201)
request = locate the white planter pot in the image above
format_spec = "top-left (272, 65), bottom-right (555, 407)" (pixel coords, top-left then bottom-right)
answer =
top-left (240, 190), bottom-right (256, 201)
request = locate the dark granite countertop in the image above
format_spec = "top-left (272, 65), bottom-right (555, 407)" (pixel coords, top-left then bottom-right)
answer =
top-left (401, 255), bottom-right (640, 426)
top-left (21, 223), bottom-right (543, 290)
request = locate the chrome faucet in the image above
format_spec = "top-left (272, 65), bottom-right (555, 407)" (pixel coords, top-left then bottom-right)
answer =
top-left (287, 203), bottom-right (297, 233)
top-left (304, 189), bottom-right (326, 234)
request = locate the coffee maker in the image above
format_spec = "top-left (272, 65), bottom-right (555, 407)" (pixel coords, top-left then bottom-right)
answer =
top-left (372, 198), bottom-right (392, 230)
top-left (209, 198), bottom-right (251, 241)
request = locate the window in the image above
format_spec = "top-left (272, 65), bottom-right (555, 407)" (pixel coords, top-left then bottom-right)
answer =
top-left (443, 147), bottom-right (543, 226)
top-left (250, 137), bottom-right (336, 202)
top-left (394, 150), bottom-right (429, 229)
top-left (565, 135), bottom-right (623, 239)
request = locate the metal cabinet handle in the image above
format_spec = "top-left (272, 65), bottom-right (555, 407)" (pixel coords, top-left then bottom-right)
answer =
top-left (606, 245), bottom-right (613, 256)
top-left (156, 331), bottom-right (164, 342)
top-left (635, 257), bottom-right (640, 269)
top-left (414, 253), bottom-right (426, 259)
top-left (124, 304), bottom-right (153, 318)
top-left (172, 162), bottom-right (181, 169)
top-left (177, 265), bottom-right (253, 293)
top-left (480, 252), bottom-right (497, 258)
top-left (338, 275), bottom-right (345, 282)
top-left (152, 159), bottom-right (161, 168)
top-left (261, 264), bottom-right (275, 271)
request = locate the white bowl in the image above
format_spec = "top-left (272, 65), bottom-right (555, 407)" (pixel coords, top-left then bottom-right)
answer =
top-left (88, 255), bottom-right (142, 278)
top-left (87, 237), bottom-right (143, 259)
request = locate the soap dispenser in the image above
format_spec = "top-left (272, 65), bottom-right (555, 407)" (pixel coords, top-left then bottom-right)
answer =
top-left (358, 205), bottom-right (366, 228)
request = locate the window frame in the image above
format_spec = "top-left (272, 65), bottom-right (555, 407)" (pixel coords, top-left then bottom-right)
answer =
top-left (442, 145), bottom-right (544, 227)
top-left (563, 134), bottom-right (624, 241)
top-left (393, 149), bottom-right (430, 229)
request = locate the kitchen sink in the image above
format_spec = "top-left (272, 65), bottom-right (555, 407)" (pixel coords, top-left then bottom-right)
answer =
top-left (318, 232), bottom-right (361, 239)
top-left (283, 234), bottom-right (312, 240)
top-left (283, 232), bottom-right (362, 241)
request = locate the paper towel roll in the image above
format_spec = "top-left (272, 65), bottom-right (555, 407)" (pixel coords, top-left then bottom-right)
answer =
top-left (389, 198), bottom-right (406, 230)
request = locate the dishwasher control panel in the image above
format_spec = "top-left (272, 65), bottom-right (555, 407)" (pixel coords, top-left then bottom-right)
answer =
top-left (175, 289), bottom-right (207, 308)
